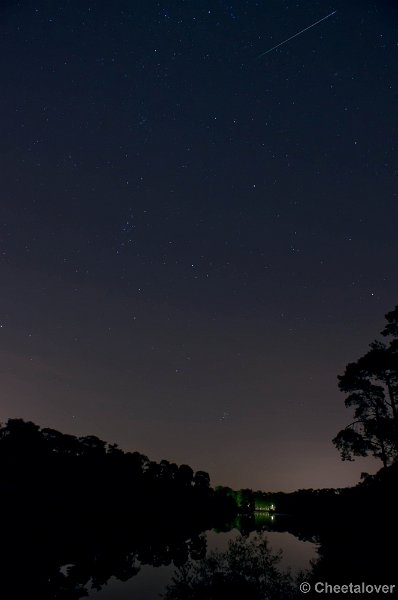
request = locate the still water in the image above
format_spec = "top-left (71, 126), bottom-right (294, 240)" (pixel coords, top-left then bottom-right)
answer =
top-left (89, 527), bottom-right (318, 599)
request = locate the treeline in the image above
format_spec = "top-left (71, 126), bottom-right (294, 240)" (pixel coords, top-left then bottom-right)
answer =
top-left (0, 418), bottom-right (239, 599)
top-left (255, 462), bottom-right (398, 520)
top-left (0, 418), bottom-right (237, 526)
top-left (247, 464), bottom-right (398, 552)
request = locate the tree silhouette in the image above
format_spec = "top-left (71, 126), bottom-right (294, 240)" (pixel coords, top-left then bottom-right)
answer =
top-left (0, 418), bottom-right (239, 599)
top-left (193, 470), bottom-right (210, 489)
top-left (333, 306), bottom-right (398, 466)
top-left (162, 534), bottom-right (298, 600)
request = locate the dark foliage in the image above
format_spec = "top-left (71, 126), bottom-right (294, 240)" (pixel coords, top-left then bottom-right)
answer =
top-left (0, 419), bottom-right (237, 599)
top-left (163, 463), bottom-right (398, 598)
top-left (163, 534), bottom-right (299, 600)
top-left (333, 305), bottom-right (398, 466)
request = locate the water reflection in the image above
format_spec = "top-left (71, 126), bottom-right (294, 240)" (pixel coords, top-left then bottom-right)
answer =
top-left (91, 517), bottom-right (317, 599)
top-left (254, 511), bottom-right (275, 526)
top-left (1, 420), bottom-right (396, 598)
top-left (162, 533), bottom-right (299, 600)
top-left (3, 506), bottom-right (394, 599)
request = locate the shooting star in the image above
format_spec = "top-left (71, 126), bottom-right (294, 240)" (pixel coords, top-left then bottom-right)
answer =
top-left (257, 10), bottom-right (337, 58)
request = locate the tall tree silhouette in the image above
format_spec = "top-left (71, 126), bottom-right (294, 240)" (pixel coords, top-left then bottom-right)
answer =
top-left (333, 306), bottom-right (398, 467)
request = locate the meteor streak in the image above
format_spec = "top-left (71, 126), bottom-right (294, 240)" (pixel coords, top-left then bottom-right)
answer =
top-left (257, 10), bottom-right (337, 58)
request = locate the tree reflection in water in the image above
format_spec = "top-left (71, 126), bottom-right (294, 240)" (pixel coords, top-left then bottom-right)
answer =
top-left (162, 534), bottom-right (301, 600)
top-left (1, 419), bottom-right (397, 599)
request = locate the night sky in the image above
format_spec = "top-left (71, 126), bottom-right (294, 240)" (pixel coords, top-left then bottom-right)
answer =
top-left (1, 0), bottom-right (397, 491)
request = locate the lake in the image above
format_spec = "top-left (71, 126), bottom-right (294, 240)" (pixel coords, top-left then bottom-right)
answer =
top-left (89, 524), bottom-right (318, 599)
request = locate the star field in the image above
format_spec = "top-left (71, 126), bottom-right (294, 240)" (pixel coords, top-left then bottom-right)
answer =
top-left (0, 0), bottom-right (397, 490)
